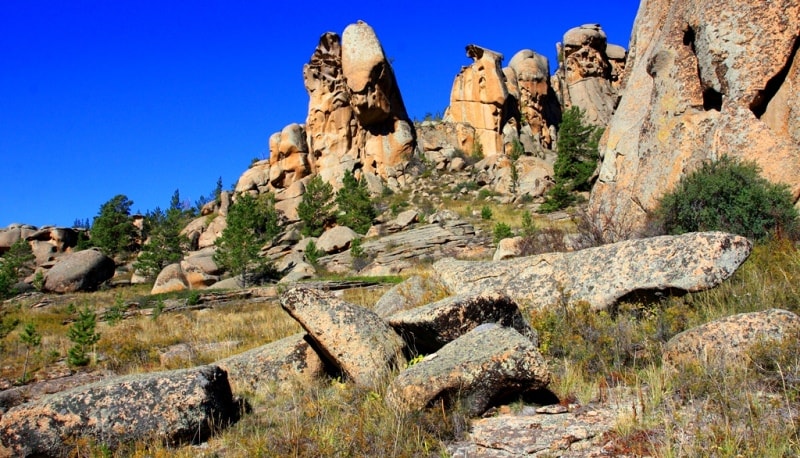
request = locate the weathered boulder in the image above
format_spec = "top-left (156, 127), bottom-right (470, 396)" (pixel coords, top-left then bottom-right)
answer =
top-left (0, 365), bottom-right (240, 457)
top-left (663, 308), bottom-right (800, 368)
top-left (434, 232), bottom-right (751, 311)
top-left (507, 50), bottom-right (560, 149)
top-left (26, 227), bottom-right (79, 263)
top-left (316, 225), bottom-right (358, 254)
top-left (446, 45), bottom-right (509, 155)
top-left (280, 288), bottom-right (406, 387)
top-left (590, 0), bottom-right (800, 238)
top-left (552, 24), bottom-right (623, 127)
top-left (415, 121), bottom-right (477, 161)
top-left (215, 333), bottom-right (325, 393)
top-left (151, 263), bottom-right (190, 294)
top-left (0, 224), bottom-right (37, 254)
top-left (180, 259), bottom-right (219, 289)
top-left (268, 123), bottom-right (311, 190)
top-left (386, 324), bottom-right (550, 415)
top-left (42, 249), bottom-right (115, 293)
top-left (493, 236), bottom-right (525, 260)
top-left (197, 215), bottom-right (226, 249)
top-left (387, 290), bottom-right (538, 355)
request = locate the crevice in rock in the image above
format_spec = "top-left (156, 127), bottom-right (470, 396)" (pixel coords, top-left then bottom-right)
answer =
top-left (703, 87), bottom-right (723, 111)
top-left (751, 34), bottom-right (800, 119)
top-left (682, 26), bottom-right (696, 53)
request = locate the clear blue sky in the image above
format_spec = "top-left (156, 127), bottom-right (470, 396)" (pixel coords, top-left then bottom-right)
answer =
top-left (1, 1), bottom-right (640, 228)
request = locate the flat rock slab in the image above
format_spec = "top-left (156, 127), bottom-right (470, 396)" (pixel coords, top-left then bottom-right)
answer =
top-left (216, 333), bottom-right (325, 393)
top-left (663, 308), bottom-right (800, 368)
top-left (280, 288), bottom-right (406, 387)
top-left (0, 365), bottom-right (239, 457)
top-left (434, 232), bottom-right (751, 311)
top-left (387, 290), bottom-right (538, 354)
top-left (387, 325), bottom-right (550, 416)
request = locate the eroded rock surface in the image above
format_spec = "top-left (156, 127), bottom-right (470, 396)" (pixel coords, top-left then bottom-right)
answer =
top-left (387, 324), bottom-right (550, 416)
top-left (280, 288), bottom-right (406, 387)
top-left (434, 232), bottom-right (751, 311)
top-left (42, 248), bottom-right (115, 293)
top-left (0, 365), bottom-right (239, 457)
top-left (590, 0), bottom-right (800, 238)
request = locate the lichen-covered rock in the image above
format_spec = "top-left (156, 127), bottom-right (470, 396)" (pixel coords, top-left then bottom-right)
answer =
top-left (280, 288), bottom-right (406, 387)
top-left (590, 0), bottom-right (800, 238)
top-left (42, 248), bottom-right (115, 293)
top-left (386, 324), bottom-right (550, 416)
top-left (434, 232), bottom-right (751, 311)
top-left (387, 290), bottom-right (538, 354)
top-left (216, 333), bottom-right (325, 393)
top-left (0, 365), bottom-right (240, 457)
top-left (663, 308), bottom-right (800, 368)
top-left (374, 275), bottom-right (446, 318)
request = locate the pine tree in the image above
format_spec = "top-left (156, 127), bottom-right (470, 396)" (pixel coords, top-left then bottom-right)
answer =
top-left (90, 194), bottom-right (137, 256)
top-left (0, 239), bottom-right (34, 299)
top-left (335, 170), bottom-right (376, 235)
top-left (214, 193), bottom-right (280, 288)
top-left (67, 307), bottom-right (100, 367)
top-left (134, 204), bottom-right (189, 279)
top-left (297, 175), bottom-right (334, 237)
top-left (19, 322), bottom-right (41, 383)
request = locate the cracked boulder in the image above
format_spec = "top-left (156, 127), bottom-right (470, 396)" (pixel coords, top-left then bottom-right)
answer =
top-left (280, 288), bottom-right (406, 387)
top-left (0, 365), bottom-right (240, 457)
top-left (387, 290), bottom-right (538, 354)
top-left (434, 232), bottom-right (751, 311)
top-left (590, 0), bottom-right (800, 238)
top-left (386, 324), bottom-right (550, 416)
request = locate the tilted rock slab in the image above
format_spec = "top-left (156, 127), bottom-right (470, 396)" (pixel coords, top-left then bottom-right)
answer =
top-left (433, 232), bottom-right (751, 311)
top-left (280, 288), bottom-right (406, 387)
top-left (42, 248), bottom-right (115, 293)
top-left (0, 365), bottom-right (240, 457)
top-left (215, 333), bottom-right (325, 393)
top-left (373, 274), bottom-right (446, 318)
top-left (590, 0), bottom-right (800, 238)
top-left (663, 308), bottom-right (800, 368)
top-left (387, 290), bottom-right (538, 355)
top-left (386, 324), bottom-right (550, 416)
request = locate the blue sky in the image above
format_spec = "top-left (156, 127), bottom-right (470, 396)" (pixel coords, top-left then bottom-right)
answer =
top-left (0, 1), bottom-right (640, 228)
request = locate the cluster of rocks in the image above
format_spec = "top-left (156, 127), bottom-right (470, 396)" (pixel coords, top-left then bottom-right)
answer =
top-left (1, 229), bottom-right (775, 456)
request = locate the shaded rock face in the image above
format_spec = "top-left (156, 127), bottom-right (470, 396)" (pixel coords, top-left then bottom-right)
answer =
top-left (0, 365), bottom-right (240, 457)
top-left (386, 325), bottom-right (551, 416)
top-left (215, 333), bottom-right (325, 393)
top-left (552, 24), bottom-right (624, 127)
top-left (446, 45), bottom-right (510, 155)
top-left (434, 232), bottom-right (751, 311)
top-left (280, 288), bottom-right (406, 387)
top-left (387, 290), bottom-right (538, 355)
top-left (663, 308), bottom-right (800, 368)
top-left (303, 21), bottom-right (414, 189)
top-left (590, 0), bottom-right (800, 238)
top-left (42, 249), bottom-right (115, 293)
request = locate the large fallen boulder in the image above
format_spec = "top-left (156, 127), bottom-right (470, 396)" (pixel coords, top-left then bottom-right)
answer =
top-left (387, 290), bottom-right (538, 354)
top-left (215, 333), bottom-right (326, 393)
top-left (280, 288), bottom-right (406, 387)
top-left (663, 308), bottom-right (800, 368)
top-left (434, 232), bottom-right (751, 311)
top-left (42, 248), bottom-right (115, 293)
top-left (386, 324), bottom-right (550, 416)
top-left (0, 365), bottom-right (240, 457)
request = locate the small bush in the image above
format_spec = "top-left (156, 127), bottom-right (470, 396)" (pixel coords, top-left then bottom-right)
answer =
top-left (67, 306), bottom-right (101, 367)
top-left (493, 222), bottom-right (514, 245)
top-left (480, 206), bottom-right (493, 220)
top-left (305, 240), bottom-right (323, 266)
top-left (654, 155), bottom-right (799, 241)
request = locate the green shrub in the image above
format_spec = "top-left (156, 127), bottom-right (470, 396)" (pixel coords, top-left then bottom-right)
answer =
top-left (305, 240), bottom-right (323, 266)
top-left (493, 222), bottom-right (514, 245)
top-left (654, 155), bottom-right (799, 241)
top-left (480, 206), bottom-right (493, 220)
top-left (539, 182), bottom-right (576, 213)
top-left (521, 210), bottom-right (537, 237)
top-left (67, 306), bottom-right (101, 367)
top-left (336, 170), bottom-right (376, 235)
top-left (298, 175), bottom-right (335, 237)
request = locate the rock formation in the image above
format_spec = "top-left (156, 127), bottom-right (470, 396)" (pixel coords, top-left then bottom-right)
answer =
top-left (507, 50), bottom-right (561, 150)
top-left (42, 248), bottom-right (115, 293)
top-left (590, 0), bottom-right (800, 238)
top-left (433, 232), bottom-right (751, 311)
top-left (446, 45), bottom-right (510, 156)
top-left (552, 24), bottom-right (625, 127)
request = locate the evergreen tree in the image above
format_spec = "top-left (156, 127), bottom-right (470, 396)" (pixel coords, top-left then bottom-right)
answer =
top-left (19, 322), bottom-right (41, 383)
top-left (0, 239), bottom-right (34, 299)
top-left (214, 193), bottom-right (280, 288)
top-left (90, 194), bottom-right (137, 256)
top-left (335, 170), bottom-right (376, 234)
top-left (297, 175), bottom-right (334, 237)
top-left (67, 306), bottom-right (100, 367)
top-left (134, 204), bottom-right (189, 279)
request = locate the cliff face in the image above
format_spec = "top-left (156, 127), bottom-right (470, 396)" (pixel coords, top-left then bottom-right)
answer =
top-left (589, 0), bottom-right (800, 239)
